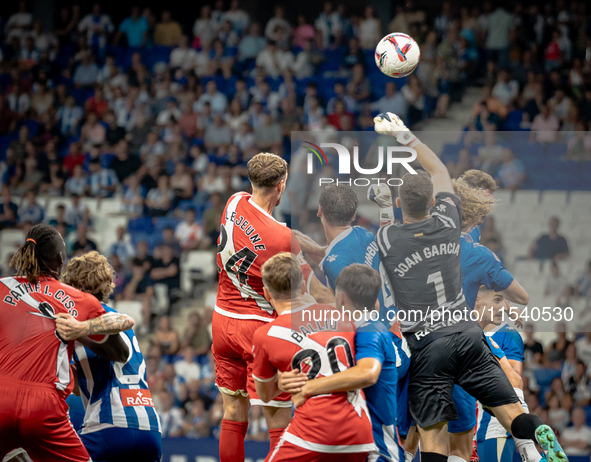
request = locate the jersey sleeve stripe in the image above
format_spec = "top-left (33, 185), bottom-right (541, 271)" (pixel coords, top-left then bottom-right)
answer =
top-left (252, 373), bottom-right (277, 383)
top-left (430, 212), bottom-right (457, 229)
top-left (376, 224), bottom-right (393, 253)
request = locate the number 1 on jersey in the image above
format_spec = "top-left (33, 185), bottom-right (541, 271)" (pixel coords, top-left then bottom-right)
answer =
top-left (427, 271), bottom-right (447, 306)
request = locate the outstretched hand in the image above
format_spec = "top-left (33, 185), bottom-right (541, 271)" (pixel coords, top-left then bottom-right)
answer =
top-left (374, 112), bottom-right (419, 147)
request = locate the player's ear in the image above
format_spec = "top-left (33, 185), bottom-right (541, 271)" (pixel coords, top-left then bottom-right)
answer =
top-left (431, 197), bottom-right (435, 207)
top-left (317, 205), bottom-right (322, 218)
top-left (373, 299), bottom-right (380, 312)
top-left (263, 286), bottom-right (273, 305)
top-left (335, 290), bottom-right (345, 310)
top-left (395, 197), bottom-right (401, 208)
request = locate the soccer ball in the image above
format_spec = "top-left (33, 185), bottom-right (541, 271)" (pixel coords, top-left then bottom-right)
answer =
top-left (374, 33), bottom-right (420, 78)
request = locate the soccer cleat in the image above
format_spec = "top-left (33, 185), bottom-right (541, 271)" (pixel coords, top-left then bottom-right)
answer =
top-left (535, 425), bottom-right (568, 462)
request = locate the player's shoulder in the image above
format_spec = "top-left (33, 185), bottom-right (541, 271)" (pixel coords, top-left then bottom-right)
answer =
top-left (356, 319), bottom-right (388, 333)
top-left (435, 191), bottom-right (461, 208)
top-left (53, 279), bottom-right (100, 301)
top-left (491, 322), bottom-right (522, 341)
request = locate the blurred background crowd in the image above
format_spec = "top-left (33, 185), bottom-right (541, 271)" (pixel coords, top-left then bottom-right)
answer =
top-left (0, 0), bottom-right (590, 456)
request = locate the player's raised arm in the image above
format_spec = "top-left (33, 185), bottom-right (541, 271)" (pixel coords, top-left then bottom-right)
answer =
top-left (374, 112), bottom-right (454, 195)
top-left (55, 312), bottom-right (135, 341)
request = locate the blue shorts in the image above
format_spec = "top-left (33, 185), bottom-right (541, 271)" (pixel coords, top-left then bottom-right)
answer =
top-left (448, 385), bottom-right (476, 433)
top-left (80, 427), bottom-right (161, 462)
top-left (477, 437), bottom-right (516, 462)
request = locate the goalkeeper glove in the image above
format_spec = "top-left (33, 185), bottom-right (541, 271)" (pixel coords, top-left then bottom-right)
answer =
top-left (368, 183), bottom-right (394, 226)
top-left (374, 112), bottom-right (420, 148)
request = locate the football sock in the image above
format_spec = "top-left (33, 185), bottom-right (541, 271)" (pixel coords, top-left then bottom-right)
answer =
top-left (269, 427), bottom-right (287, 453)
top-left (220, 419), bottom-right (248, 462)
top-left (512, 389), bottom-right (542, 462)
top-left (510, 413), bottom-right (544, 441)
top-left (421, 452), bottom-right (448, 462)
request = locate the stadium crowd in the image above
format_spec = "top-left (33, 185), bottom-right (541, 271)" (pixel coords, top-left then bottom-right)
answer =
top-left (0, 0), bottom-right (590, 456)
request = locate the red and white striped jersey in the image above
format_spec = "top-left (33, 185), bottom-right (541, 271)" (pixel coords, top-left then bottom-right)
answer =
top-left (252, 303), bottom-right (374, 452)
top-left (0, 276), bottom-right (105, 398)
top-left (215, 192), bottom-right (311, 322)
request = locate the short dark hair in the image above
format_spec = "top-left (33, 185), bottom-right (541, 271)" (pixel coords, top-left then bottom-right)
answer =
top-left (319, 185), bottom-right (358, 226)
top-left (335, 264), bottom-right (381, 310)
top-left (262, 252), bottom-right (302, 300)
top-left (247, 153), bottom-right (288, 189)
top-left (398, 171), bottom-right (433, 219)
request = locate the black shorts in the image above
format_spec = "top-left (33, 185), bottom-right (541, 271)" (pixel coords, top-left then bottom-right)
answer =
top-left (406, 325), bottom-right (518, 428)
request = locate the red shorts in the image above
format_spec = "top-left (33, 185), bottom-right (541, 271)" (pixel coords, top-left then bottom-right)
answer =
top-left (212, 311), bottom-right (291, 407)
top-left (268, 440), bottom-right (369, 462)
top-left (0, 378), bottom-right (90, 462)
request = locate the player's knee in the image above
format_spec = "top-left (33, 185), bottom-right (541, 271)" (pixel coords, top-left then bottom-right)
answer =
top-left (222, 394), bottom-right (250, 422)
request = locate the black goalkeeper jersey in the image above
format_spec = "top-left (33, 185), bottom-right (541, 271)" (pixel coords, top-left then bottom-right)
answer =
top-left (377, 192), bottom-right (477, 349)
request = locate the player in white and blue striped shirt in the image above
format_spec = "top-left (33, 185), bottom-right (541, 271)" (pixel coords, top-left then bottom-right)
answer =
top-left (62, 252), bottom-right (161, 461)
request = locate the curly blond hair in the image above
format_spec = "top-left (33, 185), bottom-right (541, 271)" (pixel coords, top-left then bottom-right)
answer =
top-left (60, 251), bottom-right (115, 303)
top-left (452, 178), bottom-right (496, 229)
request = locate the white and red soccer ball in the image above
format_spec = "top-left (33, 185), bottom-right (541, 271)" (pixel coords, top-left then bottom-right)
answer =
top-left (374, 33), bottom-right (420, 78)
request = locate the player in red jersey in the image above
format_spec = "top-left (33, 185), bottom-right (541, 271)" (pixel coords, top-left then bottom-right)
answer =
top-left (252, 252), bottom-right (374, 461)
top-left (213, 153), bottom-right (333, 461)
top-left (0, 224), bottom-right (134, 462)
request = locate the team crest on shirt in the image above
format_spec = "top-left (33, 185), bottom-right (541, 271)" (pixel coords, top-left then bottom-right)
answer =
top-left (326, 255), bottom-right (338, 263)
top-left (120, 389), bottom-right (154, 407)
top-left (490, 338), bottom-right (500, 349)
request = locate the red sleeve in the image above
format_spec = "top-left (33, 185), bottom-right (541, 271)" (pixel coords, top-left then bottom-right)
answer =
top-left (290, 232), bottom-right (313, 291)
top-left (252, 326), bottom-right (277, 381)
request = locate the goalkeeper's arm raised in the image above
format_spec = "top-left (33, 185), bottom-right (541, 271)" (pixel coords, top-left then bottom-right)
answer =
top-left (374, 112), bottom-right (453, 195)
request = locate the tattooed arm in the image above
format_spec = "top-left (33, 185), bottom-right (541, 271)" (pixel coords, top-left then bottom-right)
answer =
top-left (55, 312), bottom-right (135, 341)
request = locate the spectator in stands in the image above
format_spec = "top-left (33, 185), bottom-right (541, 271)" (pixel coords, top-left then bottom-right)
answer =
top-left (0, 186), bottom-right (18, 230)
top-left (346, 64), bottom-right (370, 110)
top-left (575, 327), bottom-right (591, 371)
top-left (560, 407), bottom-right (591, 457)
top-left (117, 6), bottom-right (148, 47)
top-left (264, 5), bottom-right (291, 43)
top-left (202, 192), bottom-right (223, 245)
top-left (204, 115), bottom-right (232, 148)
top-left (523, 324), bottom-right (544, 366)
top-left (495, 148), bottom-right (525, 191)
top-left (529, 217), bottom-right (570, 262)
top-left (146, 175), bottom-right (173, 217)
top-left (255, 40), bottom-right (294, 78)
top-left (182, 311), bottom-right (212, 357)
top-left (110, 140), bottom-right (142, 183)
top-left (568, 261), bottom-right (591, 302)
top-left (544, 262), bottom-right (569, 306)
top-left (65, 194), bottom-right (90, 229)
top-left (567, 360), bottom-right (591, 406)
top-left (435, 27), bottom-right (461, 118)
top-left (237, 22), bottom-right (265, 65)
top-left (5, 0), bottom-right (33, 44)
top-left (566, 124), bottom-right (591, 161)
top-left (57, 95), bottom-right (83, 135)
top-left (65, 164), bottom-right (88, 196)
top-left (254, 112), bottom-right (282, 151)
top-left (154, 11), bottom-right (182, 46)
top-left (170, 36), bottom-right (197, 72)
top-left (530, 104), bottom-right (559, 143)
top-left (78, 3), bottom-right (114, 57)
top-left (18, 190), bottom-right (44, 225)
top-left (246, 405), bottom-right (269, 441)
top-left (485, 5), bottom-right (513, 70)
top-left (371, 82), bottom-right (408, 123)
top-left (175, 346), bottom-right (201, 383)
top-left (547, 394), bottom-right (570, 434)
top-left (175, 208), bottom-right (203, 252)
top-left (158, 390), bottom-right (184, 438)
top-left (196, 81), bottom-right (228, 115)
top-left (562, 343), bottom-right (579, 387)
top-left (358, 5), bottom-right (381, 50)
top-left (88, 158), bottom-right (118, 197)
top-left (492, 70), bottom-right (519, 106)
top-left (72, 223), bottom-right (98, 256)
top-left (73, 53), bottom-right (99, 88)
top-left (108, 225), bottom-right (135, 264)
top-left (153, 315), bottom-right (180, 357)
top-left (151, 245), bottom-right (181, 301)
top-left (183, 397), bottom-right (211, 438)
